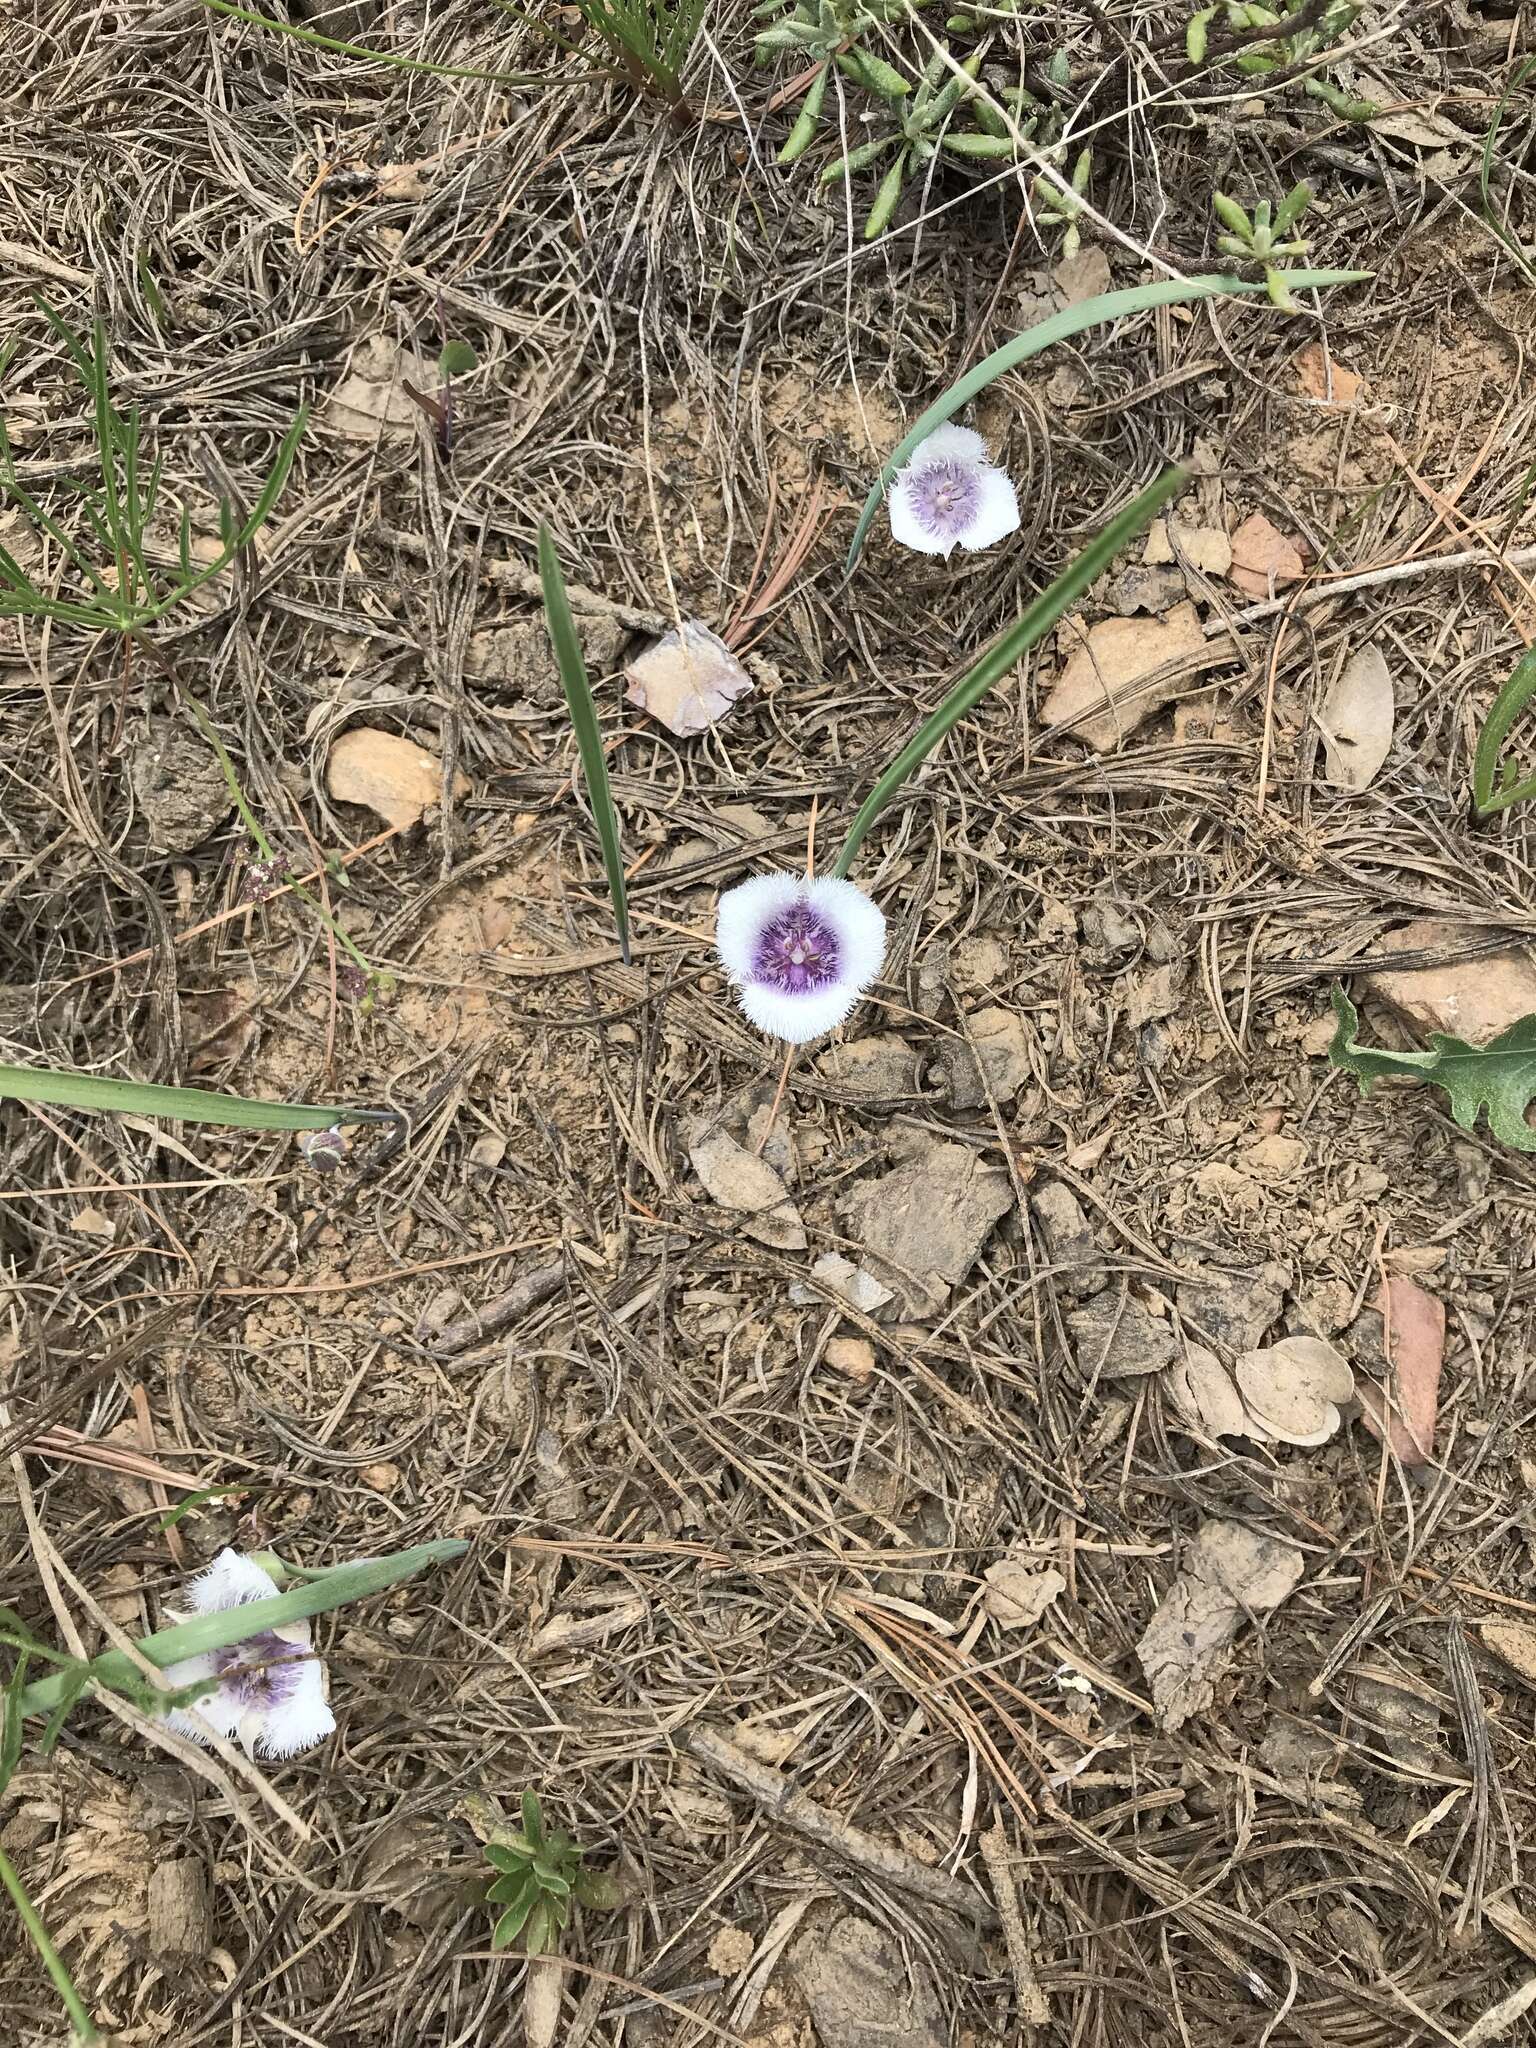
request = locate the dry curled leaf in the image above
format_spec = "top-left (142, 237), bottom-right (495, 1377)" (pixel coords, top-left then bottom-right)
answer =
top-left (1235, 1336), bottom-right (1354, 1447)
top-left (625, 619), bottom-right (752, 736)
top-left (1319, 642), bottom-right (1394, 793)
top-left (1359, 1275), bottom-right (1444, 1466)
top-left (1136, 1519), bottom-right (1304, 1731)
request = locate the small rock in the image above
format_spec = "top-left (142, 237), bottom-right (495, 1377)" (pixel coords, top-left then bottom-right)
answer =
top-left (129, 720), bottom-right (231, 853)
top-left (1068, 1295), bottom-right (1177, 1377)
top-left (1294, 342), bottom-right (1363, 408)
top-left (1137, 1520), bottom-right (1304, 1732)
top-left (816, 1034), bottom-right (919, 1100)
top-left (688, 1120), bottom-right (806, 1250)
top-left (326, 728), bottom-right (470, 832)
top-left (1030, 1181), bottom-right (1104, 1296)
top-left (362, 1461), bottom-right (402, 1493)
top-left (791, 1252), bottom-right (895, 1319)
top-left (983, 1559), bottom-right (1066, 1630)
top-left (1190, 1160), bottom-right (1264, 1215)
top-left (1044, 602), bottom-right (1207, 751)
top-left (795, 1916), bottom-right (943, 2048)
top-left (1240, 1134), bottom-right (1306, 1175)
top-left (148, 1858), bottom-right (213, 1958)
top-left (1143, 518), bottom-right (1175, 565)
top-left (945, 1005), bottom-right (1032, 1109)
top-left (1228, 513), bottom-right (1306, 599)
top-left (467, 615), bottom-right (627, 707)
top-left (825, 1334), bottom-right (877, 1382)
top-left (1362, 918), bottom-right (1536, 1043)
top-left (708, 1925), bottom-right (756, 1977)
top-left (1175, 1264), bottom-right (1287, 1353)
top-left (842, 1139), bottom-right (1014, 1316)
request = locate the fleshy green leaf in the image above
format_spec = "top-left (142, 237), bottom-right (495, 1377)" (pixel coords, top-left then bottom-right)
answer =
top-left (1327, 985), bottom-right (1536, 1152)
top-left (488, 1870), bottom-right (535, 1904)
top-left (521, 1788), bottom-right (545, 1849)
top-left (485, 1842), bottom-right (534, 1874)
top-left (573, 1866), bottom-right (625, 1910)
top-left (524, 1897), bottom-right (553, 1957)
top-left (844, 269), bottom-right (1370, 568)
top-left (438, 340), bottom-right (479, 379)
top-left (1472, 647), bottom-right (1536, 817)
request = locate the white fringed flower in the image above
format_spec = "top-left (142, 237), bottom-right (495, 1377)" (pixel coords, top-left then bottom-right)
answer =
top-left (160, 1549), bottom-right (334, 1760)
top-left (889, 423), bottom-right (1020, 558)
top-left (716, 873), bottom-right (886, 1044)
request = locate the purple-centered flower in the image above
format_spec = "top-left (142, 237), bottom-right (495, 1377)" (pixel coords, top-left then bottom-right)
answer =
top-left (889, 423), bottom-right (1020, 558)
top-left (715, 873), bottom-right (886, 1044)
top-left (160, 1549), bottom-right (334, 1759)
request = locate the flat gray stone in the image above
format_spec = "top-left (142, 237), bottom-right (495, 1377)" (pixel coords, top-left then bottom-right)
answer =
top-left (843, 1139), bottom-right (1013, 1316)
top-left (795, 1917), bottom-right (943, 2048)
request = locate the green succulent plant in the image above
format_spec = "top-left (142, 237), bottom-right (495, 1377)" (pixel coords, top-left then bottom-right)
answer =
top-left (484, 1792), bottom-right (623, 1956)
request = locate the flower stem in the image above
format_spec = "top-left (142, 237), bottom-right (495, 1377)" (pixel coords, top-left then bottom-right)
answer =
top-left (0, 1837), bottom-right (98, 2040)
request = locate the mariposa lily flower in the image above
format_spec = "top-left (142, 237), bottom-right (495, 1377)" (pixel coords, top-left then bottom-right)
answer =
top-left (161, 1549), bottom-right (334, 1759)
top-left (889, 422), bottom-right (1020, 558)
top-left (716, 873), bottom-right (886, 1043)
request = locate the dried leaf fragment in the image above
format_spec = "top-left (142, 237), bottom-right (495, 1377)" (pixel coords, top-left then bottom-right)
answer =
top-left (1293, 343), bottom-right (1363, 408)
top-left (625, 619), bottom-right (752, 736)
top-left (1234, 1336), bottom-right (1354, 1447)
top-left (1319, 642), bottom-right (1394, 792)
top-left (1136, 1519), bottom-right (1303, 1731)
top-left (1358, 1275), bottom-right (1444, 1465)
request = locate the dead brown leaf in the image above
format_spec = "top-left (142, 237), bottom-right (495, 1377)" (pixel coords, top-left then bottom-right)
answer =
top-left (625, 620), bottom-right (752, 737)
top-left (1319, 642), bottom-right (1394, 792)
top-left (1042, 601), bottom-right (1207, 751)
top-left (1359, 1275), bottom-right (1445, 1466)
top-left (982, 1558), bottom-right (1066, 1630)
top-left (1235, 1336), bottom-right (1354, 1447)
top-left (1228, 513), bottom-right (1306, 599)
top-left (1136, 1519), bottom-right (1304, 1730)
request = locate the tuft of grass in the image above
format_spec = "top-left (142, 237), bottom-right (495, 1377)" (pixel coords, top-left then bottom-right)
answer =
top-left (834, 469), bottom-right (1185, 875)
top-left (844, 269), bottom-right (1370, 569)
top-left (538, 523), bottom-right (632, 966)
top-left (0, 301), bottom-right (304, 634)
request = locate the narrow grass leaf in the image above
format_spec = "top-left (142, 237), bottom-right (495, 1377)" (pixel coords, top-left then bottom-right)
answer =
top-left (538, 522), bottom-right (631, 964)
top-left (845, 269), bottom-right (1370, 568)
top-left (0, 1063), bottom-right (386, 1130)
top-left (18, 1540), bottom-right (467, 1719)
top-left (158, 1482), bottom-right (263, 1531)
top-left (196, 0), bottom-right (554, 84)
top-left (834, 468), bottom-right (1184, 876)
top-left (1472, 646), bottom-right (1536, 817)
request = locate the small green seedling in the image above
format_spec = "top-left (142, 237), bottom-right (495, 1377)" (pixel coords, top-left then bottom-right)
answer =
top-left (819, 45), bottom-right (1019, 238)
top-left (485, 1792), bottom-right (622, 1955)
top-left (1186, 0), bottom-right (1376, 117)
top-left (1212, 181), bottom-right (1313, 310)
top-left (1472, 648), bottom-right (1536, 818)
top-left (560, 0), bottom-right (709, 122)
top-left (1031, 145), bottom-right (1092, 260)
top-left (1328, 986), bottom-right (1536, 1153)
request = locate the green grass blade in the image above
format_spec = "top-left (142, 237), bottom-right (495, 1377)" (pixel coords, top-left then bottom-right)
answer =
top-left (0, 1063), bottom-right (387, 1130)
top-left (538, 522), bottom-right (631, 965)
top-left (845, 269), bottom-right (1371, 569)
top-left (834, 468), bottom-right (1184, 877)
top-left (18, 1541), bottom-right (466, 1720)
top-left (0, 1836), bottom-right (97, 2041)
top-left (1473, 646), bottom-right (1536, 817)
top-left (197, 0), bottom-right (555, 84)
